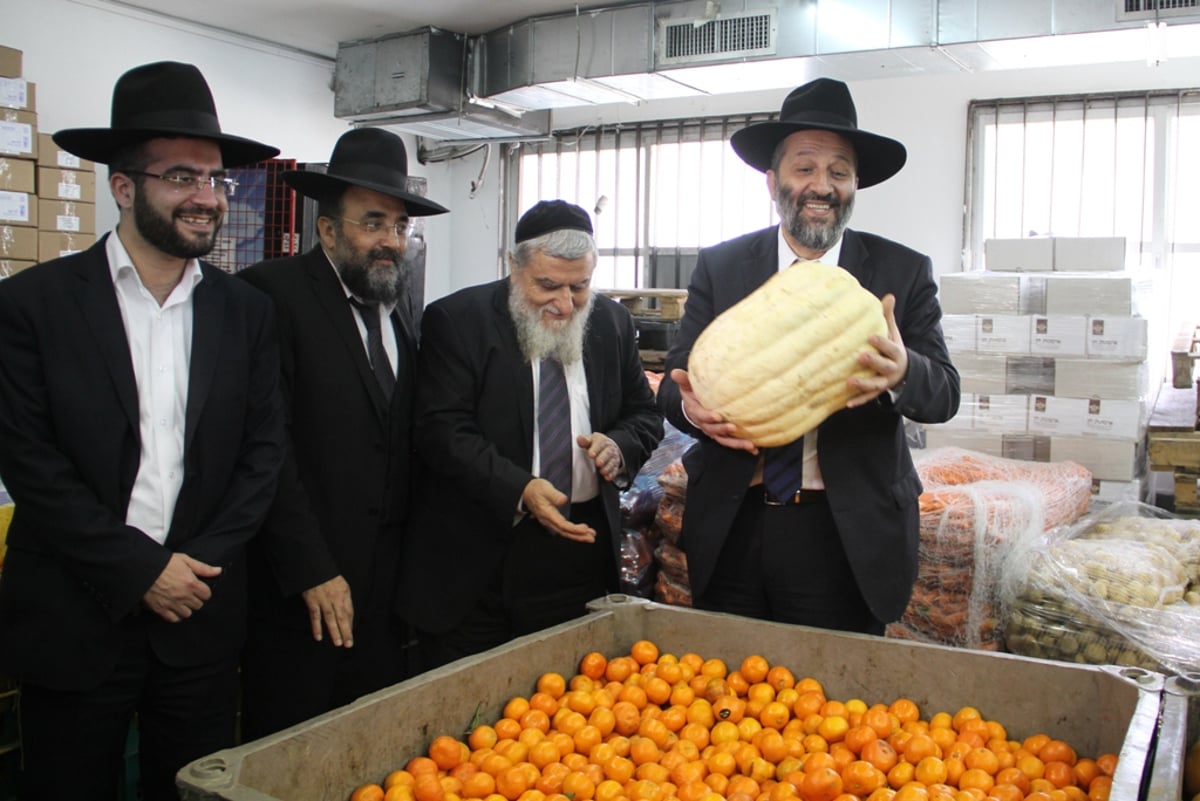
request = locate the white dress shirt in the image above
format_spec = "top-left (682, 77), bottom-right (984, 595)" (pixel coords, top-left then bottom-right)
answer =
top-left (107, 231), bottom-right (202, 544)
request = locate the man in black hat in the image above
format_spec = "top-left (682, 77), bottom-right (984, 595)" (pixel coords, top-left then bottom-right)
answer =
top-left (237, 127), bottom-right (449, 738)
top-left (657, 78), bottom-right (960, 634)
top-left (398, 200), bottom-right (662, 670)
top-left (0, 61), bottom-right (285, 799)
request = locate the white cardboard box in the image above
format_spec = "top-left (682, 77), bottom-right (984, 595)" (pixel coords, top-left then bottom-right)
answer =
top-left (937, 392), bottom-right (974, 429)
top-left (1027, 395), bottom-right (1087, 436)
top-left (975, 315), bottom-right (1031, 354)
top-left (985, 237), bottom-right (1055, 272)
top-left (1054, 237), bottom-right (1126, 272)
top-left (1050, 436), bottom-right (1143, 481)
top-left (1086, 317), bottom-right (1148, 360)
top-left (941, 314), bottom-right (977, 352)
top-left (953, 352), bottom-right (1007, 395)
top-left (923, 427), bottom-right (1004, 457)
top-left (1045, 274), bottom-right (1137, 316)
top-left (1029, 315), bottom-right (1087, 356)
top-left (939, 273), bottom-right (1025, 314)
top-left (1090, 477), bottom-right (1149, 504)
top-left (1005, 356), bottom-right (1056, 395)
top-left (1081, 397), bottom-right (1143, 440)
top-left (1054, 359), bottom-right (1147, 400)
top-left (973, 393), bottom-right (1029, 433)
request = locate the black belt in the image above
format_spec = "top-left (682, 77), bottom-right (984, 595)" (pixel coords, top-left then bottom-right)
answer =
top-left (747, 484), bottom-right (827, 506)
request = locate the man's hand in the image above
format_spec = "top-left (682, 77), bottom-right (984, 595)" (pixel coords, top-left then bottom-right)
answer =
top-left (522, 478), bottom-right (596, 543)
top-left (847, 293), bottom-right (909, 408)
top-left (578, 432), bottom-right (624, 484)
top-left (301, 575), bottom-right (355, 647)
top-left (669, 368), bottom-right (758, 453)
top-left (144, 553), bottom-right (221, 623)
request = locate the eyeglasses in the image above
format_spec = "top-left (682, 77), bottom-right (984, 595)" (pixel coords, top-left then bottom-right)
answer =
top-left (125, 170), bottom-right (239, 197)
top-left (336, 217), bottom-right (413, 238)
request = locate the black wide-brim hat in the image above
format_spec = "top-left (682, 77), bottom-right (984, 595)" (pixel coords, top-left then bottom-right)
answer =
top-left (731, 78), bottom-right (907, 189)
top-left (283, 128), bottom-right (449, 217)
top-left (53, 61), bottom-right (279, 167)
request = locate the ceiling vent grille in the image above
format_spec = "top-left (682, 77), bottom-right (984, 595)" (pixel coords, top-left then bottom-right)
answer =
top-left (657, 10), bottom-right (777, 66)
top-left (1118, 0), bottom-right (1199, 19)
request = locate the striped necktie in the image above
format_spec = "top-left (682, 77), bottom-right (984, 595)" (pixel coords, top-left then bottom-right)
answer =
top-left (349, 298), bottom-right (396, 401)
top-left (538, 358), bottom-right (572, 505)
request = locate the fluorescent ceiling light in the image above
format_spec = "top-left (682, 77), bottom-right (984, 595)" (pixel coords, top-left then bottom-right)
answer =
top-left (658, 57), bottom-right (816, 96)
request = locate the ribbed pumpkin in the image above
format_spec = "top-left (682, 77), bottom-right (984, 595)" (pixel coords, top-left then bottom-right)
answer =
top-left (688, 260), bottom-right (887, 446)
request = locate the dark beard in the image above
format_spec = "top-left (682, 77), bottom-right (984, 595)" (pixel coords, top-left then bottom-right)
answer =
top-left (133, 191), bottom-right (222, 259)
top-left (776, 185), bottom-right (854, 253)
top-left (331, 232), bottom-right (408, 306)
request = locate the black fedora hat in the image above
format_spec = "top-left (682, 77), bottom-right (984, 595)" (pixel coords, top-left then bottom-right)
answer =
top-left (283, 128), bottom-right (449, 217)
top-left (730, 78), bottom-right (906, 188)
top-left (53, 61), bottom-right (279, 167)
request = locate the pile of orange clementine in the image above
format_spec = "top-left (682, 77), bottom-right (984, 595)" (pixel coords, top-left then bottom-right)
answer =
top-left (349, 641), bottom-right (1117, 801)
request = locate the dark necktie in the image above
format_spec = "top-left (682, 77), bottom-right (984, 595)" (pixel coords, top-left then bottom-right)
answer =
top-left (763, 438), bottom-right (805, 503)
top-left (350, 298), bottom-right (395, 401)
top-left (538, 358), bottom-right (572, 505)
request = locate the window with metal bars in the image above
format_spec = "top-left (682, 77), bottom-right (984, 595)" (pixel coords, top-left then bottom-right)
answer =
top-left (510, 115), bottom-right (779, 291)
top-left (964, 89), bottom-right (1200, 346)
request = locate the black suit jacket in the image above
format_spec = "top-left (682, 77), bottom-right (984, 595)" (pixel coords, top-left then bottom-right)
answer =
top-left (399, 279), bottom-right (663, 634)
top-left (238, 247), bottom-right (416, 629)
top-left (657, 227), bottom-right (960, 621)
top-left (0, 235), bottom-right (285, 691)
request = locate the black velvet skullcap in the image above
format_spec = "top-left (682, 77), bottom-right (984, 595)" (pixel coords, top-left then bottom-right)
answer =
top-left (514, 200), bottom-right (593, 243)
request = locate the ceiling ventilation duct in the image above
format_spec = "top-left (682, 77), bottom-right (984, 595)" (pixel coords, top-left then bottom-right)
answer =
top-left (657, 9), bottom-right (778, 66)
top-left (333, 28), bottom-right (550, 143)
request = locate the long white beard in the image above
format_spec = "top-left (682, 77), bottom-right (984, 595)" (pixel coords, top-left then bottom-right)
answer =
top-left (509, 287), bottom-right (594, 365)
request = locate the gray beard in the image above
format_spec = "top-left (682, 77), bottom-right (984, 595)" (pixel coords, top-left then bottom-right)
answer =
top-left (330, 231), bottom-right (408, 306)
top-left (777, 185), bottom-right (855, 253)
top-left (508, 285), bottom-right (593, 365)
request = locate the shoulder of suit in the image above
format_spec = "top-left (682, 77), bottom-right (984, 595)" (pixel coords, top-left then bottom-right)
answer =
top-left (427, 278), bottom-right (504, 314)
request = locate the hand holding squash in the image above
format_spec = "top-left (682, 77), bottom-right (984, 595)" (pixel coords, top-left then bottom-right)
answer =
top-left (846, 293), bottom-right (908, 408)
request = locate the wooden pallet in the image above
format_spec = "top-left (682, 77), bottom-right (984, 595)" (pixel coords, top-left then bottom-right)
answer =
top-left (1170, 319), bottom-right (1199, 388)
top-left (599, 289), bottom-right (688, 321)
top-left (1148, 383), bottom-right (1200, 516)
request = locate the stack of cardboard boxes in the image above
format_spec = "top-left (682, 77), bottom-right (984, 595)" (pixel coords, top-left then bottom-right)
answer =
top-left (0, 44), bottom-right (96, 279)
top-left (926, 236), bottom-right (1158, 505)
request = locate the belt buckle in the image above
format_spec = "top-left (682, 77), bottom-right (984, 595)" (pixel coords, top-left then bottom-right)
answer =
top-left (763, 490), bottom-right (794, 506)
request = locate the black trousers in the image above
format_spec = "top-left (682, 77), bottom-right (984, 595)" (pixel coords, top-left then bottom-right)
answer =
top-left (416, 498), bottom-right (614, 672)
top-left (695, 490), bottom-right (885, 635)
top-left (16, 617), bottom-right (239, 801)
top-left (239, 603), bottom-right (410, 742)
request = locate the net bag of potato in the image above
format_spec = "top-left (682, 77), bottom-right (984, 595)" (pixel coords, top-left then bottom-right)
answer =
top-left (1003, 500), bottom-right (1200, 675)
top-left (687, 261), bottom-right (886, 447)
top-left (887, 447), bottom-right (1093, 650)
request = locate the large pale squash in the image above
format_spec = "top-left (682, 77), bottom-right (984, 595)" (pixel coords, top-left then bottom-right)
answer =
top-left (688, 260), bottom-right (887, 446)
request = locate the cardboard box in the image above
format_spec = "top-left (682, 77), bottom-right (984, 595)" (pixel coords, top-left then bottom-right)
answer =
top-left (1086, 317), bottom-right (1148, 360)
top-left (1050, 436), bottom-right (1144, 481)
top-left (923, 426), bottom-right (1003, 456)
top-left (0, 156), bottom-right (34, 192)
top-left (0, 77), bottom-right (34, 111)
top-left (36, 199), bottom-right (94, 234)
top-left (972, 393), bottom-right (1028, 433)
top-left (985, 237), bottom-right (1055, 271)
top-left (0, 107), bottom-right (35, 157)
top-left (1090, 477), bottom-right (1150, 505)
top-left (0, 258), bottom-right (34, 277)
top-left (38, 231), bottom-right (95, 262)
top-left (1045, 274), bottom-right (1138, 317)
top-left (1002, 433), bottom-right (1051, 462)
top-left (37, 167), bottom-right (96, 202)
top-left (953, 352), bottom-right (1007, 395)
top-left (1029, 315), bottom-right (1087, 356)
top-left (941, 314), bottom-right (977, 352)
top-left (939, 273), bottom-right (1026, 314)
top-left (1005, 356), bottom-right (1056, 395)
top-left (0, 46), bottom-right (19, 79)
top-left (175, 596), bottom-right (1164, 801)
top-left (1055, 359), bottom-right (1147, 400)
top-left (1081, 397), bottom-right (1144, 440)
top-left (1028, 394), bottom-right (1087, 436)
top-left (0, 223), bottom-right (37, 259)
top-left (36, 133), bottom-right (94, 171)
top-left (0, 190), bottom-right (35, 227)
top-left (975, 314), bottom-right (1031, 354)
top-left (1054, 237), bottom-right (1126, 272)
